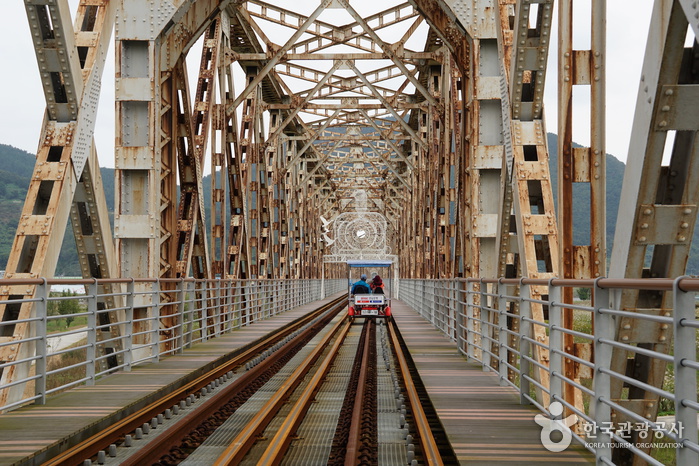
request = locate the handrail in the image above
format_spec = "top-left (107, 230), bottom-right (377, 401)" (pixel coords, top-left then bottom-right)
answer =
top-left (399, 277), bottom-right (699, 465)
top-left (0, 277), bottom-right (347, 413)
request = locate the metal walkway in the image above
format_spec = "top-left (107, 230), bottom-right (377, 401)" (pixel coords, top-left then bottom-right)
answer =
top-left (0, 296), bottom-right (593, 465)
top-left (390, 301), bottom-right (593, 464)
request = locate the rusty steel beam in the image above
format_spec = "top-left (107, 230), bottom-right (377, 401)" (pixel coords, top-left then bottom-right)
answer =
top-left (0, 0), bottom-right (119, 407)
top-left (175, 18), bottom-right (222, 279)
top-left (411, 0), bottom-right (470, 77)
top-left (608, 1), bottom-right (699, 462)
top-left (558, 0), bottom-right (606, 425)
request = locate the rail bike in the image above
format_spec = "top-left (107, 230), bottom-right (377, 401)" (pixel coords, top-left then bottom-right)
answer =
top-left (346, 259), bottom-right (392, 319)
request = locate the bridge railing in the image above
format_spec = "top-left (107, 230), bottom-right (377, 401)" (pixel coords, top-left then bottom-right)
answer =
top-left (399, 277), bottom-right (699, 465)
top-left (0, 277), bottom-right (345, 412)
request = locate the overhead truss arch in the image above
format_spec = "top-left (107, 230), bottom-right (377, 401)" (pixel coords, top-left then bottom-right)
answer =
top-left (2, 3), bottom-right (699, 463)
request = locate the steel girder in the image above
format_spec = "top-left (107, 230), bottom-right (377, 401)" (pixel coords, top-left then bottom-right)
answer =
top-left (0, 0), bottom-right (120, 408)
top-left (558, 0), bottom-right (607, 427)
top-left (444, 0), bottom-right (563, 410)
top-left (608, 1), bottom-right (699, 462)
top-left (4, 8), bottom-right (697, 461)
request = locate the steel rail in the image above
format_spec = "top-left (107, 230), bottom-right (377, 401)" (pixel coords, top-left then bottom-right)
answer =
top-left (344, 318), bottom-right (375, 464)
top-left (256, 318), bottom-right (353, 465)
top-left (387, 319), bottom-right (444, 465)
top-left (41, 295), bottom-right (347, 466)
top-left (214, 315), bottom-right (352, 465)
top-left (118, 296), bottom-right (346, 466)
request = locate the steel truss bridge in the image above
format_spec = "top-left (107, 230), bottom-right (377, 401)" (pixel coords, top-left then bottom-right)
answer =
top-left (1, 0), bottom-right (698, 464)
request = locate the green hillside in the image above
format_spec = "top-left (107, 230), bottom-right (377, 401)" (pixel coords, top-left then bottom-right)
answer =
top-left (546, 133), bottom-right (625, 250)
top-left (1, 139), bottom-right (698, 276)
top-left (0, 145), bottom-right (115, 276)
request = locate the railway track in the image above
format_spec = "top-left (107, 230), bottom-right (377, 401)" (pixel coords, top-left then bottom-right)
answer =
top-left (44, 298), bottom-right (457, 465)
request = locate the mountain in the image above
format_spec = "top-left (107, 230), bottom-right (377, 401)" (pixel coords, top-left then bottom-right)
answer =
top-left (1, 138), bottom-right (698, 275)
top-left (546, 133), bottom-right (625, 251)
top-left (0, 144), bottom-right (115, 275)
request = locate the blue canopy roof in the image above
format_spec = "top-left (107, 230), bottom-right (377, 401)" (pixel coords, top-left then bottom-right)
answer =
top-left (346, 259), bottom-right (393, 268)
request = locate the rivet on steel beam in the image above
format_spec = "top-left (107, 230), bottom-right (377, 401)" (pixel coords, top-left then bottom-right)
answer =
top-left (643, 209), bottom-right (652, 215)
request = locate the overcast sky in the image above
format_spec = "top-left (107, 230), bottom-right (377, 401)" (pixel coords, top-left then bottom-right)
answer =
top-left (0, 1), bottom-right (655, 167)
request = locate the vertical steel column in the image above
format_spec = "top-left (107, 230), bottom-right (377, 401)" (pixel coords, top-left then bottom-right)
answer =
top-left (608, 2), bottom-right (699, 461)
top-left (558, 0), bottom-right (607, 420)
top-left (495, 0), bottom-right (558, 408)
top-left (175, 18), bottom-right (220, 279)
top-left (239, 70), bottom-right (262, 278)
top-left (0, 0), bottom-right (117, 406)
top-left (224, 58), bottom-right (248, 279)
top-left (467, 4), bottom-right (503, 281)
top-left (114, 1), bottom-right (159, 350)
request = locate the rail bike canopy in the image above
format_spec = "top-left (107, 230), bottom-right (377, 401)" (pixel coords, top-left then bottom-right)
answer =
top-left (346, 259), bottom-right (394, 269)
top-left (346, 259), bottom-right (392, 319)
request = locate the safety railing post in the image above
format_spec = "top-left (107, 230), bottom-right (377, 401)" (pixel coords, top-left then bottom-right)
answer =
top-left (434, 281), bottom-right (440, 329)
top-left (85, 279), bottom-right (98, 385)
top-left (175, 279), bottom-right (185, 353)
top-left (243, 280), bottom-right (250, 326)
top-left (673, 277), bottom-right (699, 464)
top-left (593, 278), bottom-right (613, 463)
top-left (215, 279), bottom-right (222, 337)
top-left (253, 280), bottom-right (260, 323)
top-left (456, 280), bottom-right (465, 354)
top-left (497, 280), bottom-right (508, 386)
top-left (201, 280), bottom-right (210, 340)
top-left (151, 281), bottom-right (160, 362)
top-left (519, 279), bottom-right (532, 404)
top-left (466, 280), bottom-right (476, 361)
top-left (186, 281), bottom-right (194, 340)
top-left (548, 280), bottom-right (563, 409)
top-left (223, 280), bottom-right (232, 331)
top-left (429, 281), bottom-right (436, 325)
top-left (34, 278), bottom-right (48, 405)
top-left (480, 281), bottom-right (491, 371)
top-left (438, 280), bottom-right (445, 332)
top-left (124, 280), bottom-right (134, 370)
top-left (444, 281), bottom-right (449, 336)
top-left (450, 280), bottom-right (458, 340)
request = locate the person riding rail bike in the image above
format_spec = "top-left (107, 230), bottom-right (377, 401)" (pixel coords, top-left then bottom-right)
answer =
top-left (351, 274), bottom-right (371, 295)
top-left (370, 275), bottom-right (384, 294)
